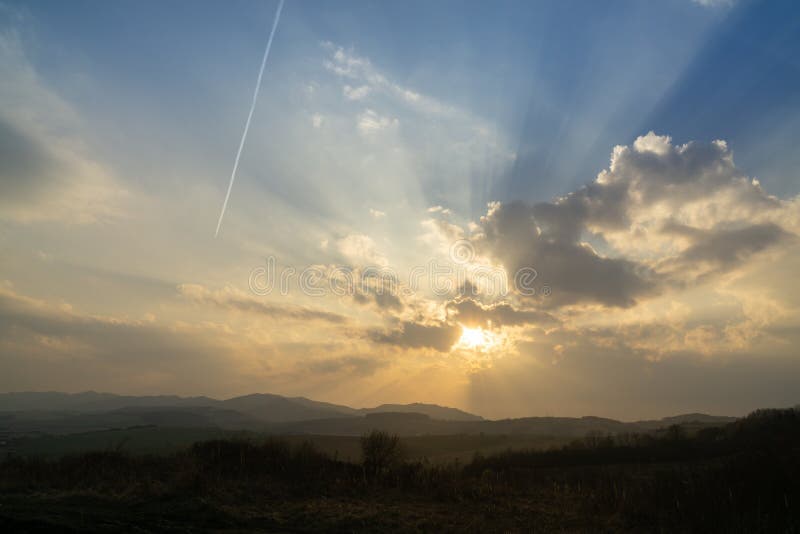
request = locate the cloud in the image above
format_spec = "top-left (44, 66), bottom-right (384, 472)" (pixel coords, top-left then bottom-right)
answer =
top-left (177, 283), bottom-right (349, 324)
top-left (662, 222), bottom-right (794, 278)
top-left (343, 84), bottom-right (371, 101)
top-left (469, 133), bottom-right (798, 308)
top-left (369, 208), bottom-right (386, 219)
top-left (466, 324), bottom-right (800, 420)
top-left (526, 133), bottom-right (789, 244)
top-left (323, 43), bottom-right (456, 118)
top-left (335, 233), bottom-right (389, 266)
top-left (311, 263), bottom-right (403, 313)
top-left (352, 285), bottom-right (403, 312)
top-left (475, 201), bottom-right (656, 308)
top-left (0, 284), bottom-right (380, 396)
top-left (0, 284), bottom-right (241, 392)
top-left (0, 30), bottom-right (127, 224)
top-left (691, 0), bottom-right (734, 7)
top-left (427, 205), bottom-right (453, 216)
top-left (446, 298), bottom-right (557, 328)
top-left (357, 109), bottom-right (398, 136)
top-left (316, 41), bottom-right (516, 218)
top-left (304, 355), bottom-right (388, 377)
top-left (321, 44), bottom-right (517, 171)
top-left (370, 321), bottom-right (461, 352)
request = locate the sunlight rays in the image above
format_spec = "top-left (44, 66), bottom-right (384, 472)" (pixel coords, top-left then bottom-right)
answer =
top-left (455, 325), bottom-right (499, 352)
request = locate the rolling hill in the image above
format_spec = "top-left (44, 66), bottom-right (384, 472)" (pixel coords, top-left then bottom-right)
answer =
top-left (0, 391), bottom-right (737, 439)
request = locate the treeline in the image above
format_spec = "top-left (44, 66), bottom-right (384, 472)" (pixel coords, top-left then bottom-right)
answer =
top-left (1, 408), bottom-right (798, 532)
top-left (470, 407), bottom-right (800, 470)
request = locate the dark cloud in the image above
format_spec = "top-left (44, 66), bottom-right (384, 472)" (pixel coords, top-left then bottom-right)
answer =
top-left (532, 178), bottom-right (630, 241)
top-left (679, 223), bottom-right (793, 267)
top-left (478, 201), bottom-right (655, 308)
top-left (370, 321), bottom-right (461, 352)
top-left (446, 298), bottom-right (557, 328)
top-left (352, 286), bottom-right (403, 312)
top-left (656, 221), bottom-right (796, 283)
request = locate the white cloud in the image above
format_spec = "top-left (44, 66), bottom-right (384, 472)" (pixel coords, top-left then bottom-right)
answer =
top-left (692, 0), bottom-right (734, 7)
top-left (336, 233), bottom-right (389, 266)
top-left (343, 84), bottom-right (371, 101)
top-left (464, 133), bottom-right (799, 309)
top-left (427, 205), bottom-right (453, 216)
top-left (317, 42), bottom-right (517, 217)
top-left (357, 108), bottom-right (398, 136)
top-left (311, 113), bottom-right (324, 128)
top-left (323, 42), bottom-right (464, 119)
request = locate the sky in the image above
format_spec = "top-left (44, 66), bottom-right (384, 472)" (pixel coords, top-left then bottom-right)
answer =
top-left (1, 0), bottom-right (799, 419)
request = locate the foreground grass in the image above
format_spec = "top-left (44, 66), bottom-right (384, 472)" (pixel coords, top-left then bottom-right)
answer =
top-left (1, 408), bottom-right (798, 532)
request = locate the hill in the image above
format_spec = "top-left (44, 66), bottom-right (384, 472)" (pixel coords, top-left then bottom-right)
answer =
top-left (360, 403), bottom-right (483, 421)
top-left (0, 392), bottom-right (486, 435)
top-left (0, 391), bottom-right (738, 439)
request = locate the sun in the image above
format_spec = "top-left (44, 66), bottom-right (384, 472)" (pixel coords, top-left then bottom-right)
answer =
top-left (456, 326), bottom-right (497, 351)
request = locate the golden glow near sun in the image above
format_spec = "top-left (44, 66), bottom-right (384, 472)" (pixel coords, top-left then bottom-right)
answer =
top-left (456, 326), bottom-right (498, 351)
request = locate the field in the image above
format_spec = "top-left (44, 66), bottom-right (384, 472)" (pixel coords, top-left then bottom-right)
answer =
top-left (0, 409), bottom-right (798, 532)
top-left (4, 427), bottom-right (573, 463)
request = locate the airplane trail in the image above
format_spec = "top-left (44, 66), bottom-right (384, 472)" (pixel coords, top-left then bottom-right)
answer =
top-left (215, 0), bottom-right (285, 237)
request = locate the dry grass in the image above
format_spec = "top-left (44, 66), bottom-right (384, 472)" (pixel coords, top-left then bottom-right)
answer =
top-left (1, 409), bottom-right (798, 532)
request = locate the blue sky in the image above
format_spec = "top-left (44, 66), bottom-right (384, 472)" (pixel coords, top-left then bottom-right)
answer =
top-left (1, 0), bottom-right (800, 417)
top-left (9, 0), bottom-right (798, 208)
top-left (14, 0), bottom-right (795, 198)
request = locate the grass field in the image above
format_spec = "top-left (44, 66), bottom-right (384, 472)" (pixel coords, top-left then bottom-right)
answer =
top-left (1, 409), bottom-right (798, 532)
top-left (4, 427), bottom-right (573, 463)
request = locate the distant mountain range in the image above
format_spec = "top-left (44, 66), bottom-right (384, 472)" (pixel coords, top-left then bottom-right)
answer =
top-left (0, 391), bottom-right (738, 437)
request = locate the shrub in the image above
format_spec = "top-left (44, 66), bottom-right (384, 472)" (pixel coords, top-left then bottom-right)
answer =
top-left (360, 430), bottom-right (403, 478)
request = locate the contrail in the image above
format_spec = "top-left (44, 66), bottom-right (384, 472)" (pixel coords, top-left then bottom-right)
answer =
top-left (215, 0), bottom-right (285, 237)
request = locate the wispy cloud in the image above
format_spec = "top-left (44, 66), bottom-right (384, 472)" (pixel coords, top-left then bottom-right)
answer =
top-left (322, 42), bottom-right (460, 119)
top-left (178, 283), bottom-right (349, 324)
top-left (691, 0), bottom-right (734, 8)
top-left (0, 31), bottom-right (127, 224)
top-left (343, 84), bottom-right (371, 101)
top-left (356, 108), bottom-right (398, 136)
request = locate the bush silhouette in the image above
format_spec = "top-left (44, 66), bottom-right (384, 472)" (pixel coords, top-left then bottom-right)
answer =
top-left (360, 430), bottom-right (403, 477)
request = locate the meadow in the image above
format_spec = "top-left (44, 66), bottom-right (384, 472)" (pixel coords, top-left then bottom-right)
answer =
top-left (4, 427), bottom-right (572, 463)
top-left (1, 408), bottom-right (798, 532)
